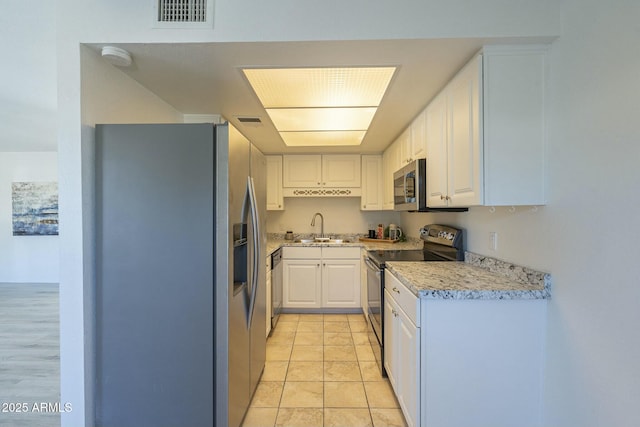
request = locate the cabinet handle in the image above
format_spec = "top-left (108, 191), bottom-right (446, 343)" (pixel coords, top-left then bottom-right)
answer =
top-left (317, 263), bottom-right (320, 267)
top-left (392, 287), bottom-right (400, 294)
top-left (323, 182), bottom-right (326, 185)
top-left (440, 195), bottom-right (445, 200)
top-left (317, 182), bottom-right (321, 185)
top-left (278, 204), bottom-right (281, 208)
top-left (323, 263), bottom-right (326, 267)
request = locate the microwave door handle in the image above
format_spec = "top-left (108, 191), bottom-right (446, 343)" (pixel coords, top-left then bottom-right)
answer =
top-left (403, 174), bottom-right (409, 202)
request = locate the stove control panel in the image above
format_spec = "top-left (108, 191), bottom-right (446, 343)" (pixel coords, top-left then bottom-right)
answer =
top-left (420, 224), bottom-right (463, 248)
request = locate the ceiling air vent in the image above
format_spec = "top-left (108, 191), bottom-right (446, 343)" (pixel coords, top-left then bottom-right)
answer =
top-left (154, 0), bottom-right (214, 28)
top-left (236, 116), bottom-right (263, 127)
top-left (237, 117), bottom-right (262, 124)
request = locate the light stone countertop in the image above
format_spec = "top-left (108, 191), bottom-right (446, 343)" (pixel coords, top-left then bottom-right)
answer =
top-left (266, 235), bottom-right (551, 300)
top-left (386, 258), bottom-right (551, 300)
top-left (265, 235), bottom-right (422, 257)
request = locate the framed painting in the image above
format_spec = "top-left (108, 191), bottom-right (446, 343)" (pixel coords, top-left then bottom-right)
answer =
top-left (12, 182), bottom-right (59, 236)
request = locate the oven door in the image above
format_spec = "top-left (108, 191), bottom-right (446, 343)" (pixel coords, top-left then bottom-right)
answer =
top-left (364, 255), bottom-right (386, 376)
top-left (365, 256), bottom-right (382, 336)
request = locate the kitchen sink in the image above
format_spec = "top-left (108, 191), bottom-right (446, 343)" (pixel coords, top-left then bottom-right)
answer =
top-left (293, 238), bottom-right (352, 244)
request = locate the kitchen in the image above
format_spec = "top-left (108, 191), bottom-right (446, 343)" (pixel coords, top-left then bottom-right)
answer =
top-left (37, 1), bottom-right (640, 427)
top-left (87, 43), bottom-right (549, 427)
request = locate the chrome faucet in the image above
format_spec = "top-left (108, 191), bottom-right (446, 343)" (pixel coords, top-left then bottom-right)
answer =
top-left (311, 212), bottom-right (324, 238)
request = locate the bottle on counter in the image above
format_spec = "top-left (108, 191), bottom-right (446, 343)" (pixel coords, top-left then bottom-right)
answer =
top-left (377, 223), bottom-right (384, 239)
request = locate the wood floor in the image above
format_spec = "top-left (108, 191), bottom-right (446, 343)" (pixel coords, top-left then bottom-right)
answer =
top-left (0, 283), bottom-right (60, 427)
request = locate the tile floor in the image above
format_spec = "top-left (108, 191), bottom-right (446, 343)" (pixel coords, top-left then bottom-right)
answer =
top-left (242, 313), bottom-right (407, 427)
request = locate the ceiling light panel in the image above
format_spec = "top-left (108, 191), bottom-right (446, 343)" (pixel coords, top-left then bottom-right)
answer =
top-left (280, 131), bottom-right (365, 147)
top-left (266, 107), bottom-right (376, 131)
top-left (243, 67), bottom-right (396, 108)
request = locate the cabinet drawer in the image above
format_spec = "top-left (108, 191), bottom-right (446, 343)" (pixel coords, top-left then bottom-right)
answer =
top-left (282, 246), bottom-right (322, 259)
top-left (384, 270), bottom-right (420, 324)
top-left (322, 247), bottom-right (360, 259)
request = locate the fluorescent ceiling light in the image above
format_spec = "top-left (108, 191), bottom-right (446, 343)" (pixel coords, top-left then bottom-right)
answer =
top-left (266, 107), bottom-right (377, 131)
top-left (280, 131), bottom-right (366, 146)
top-left (242, 67), bottom-right (396, 147)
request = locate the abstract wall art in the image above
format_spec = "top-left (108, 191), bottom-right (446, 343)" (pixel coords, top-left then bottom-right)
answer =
top-left (12, 182), bottom-right (59, 236)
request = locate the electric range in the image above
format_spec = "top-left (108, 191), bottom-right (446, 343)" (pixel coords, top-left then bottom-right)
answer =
top-left (364, 224), bottom-right (464, 376)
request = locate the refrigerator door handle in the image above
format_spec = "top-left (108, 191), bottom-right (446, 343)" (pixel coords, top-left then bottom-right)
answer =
top-left (246, 176), bottom-right (260, 328)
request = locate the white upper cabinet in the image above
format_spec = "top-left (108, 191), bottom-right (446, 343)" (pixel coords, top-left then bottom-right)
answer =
top-left (410, 109), bottom-right (427, 161)
top-left (397, 128), bottom-right (412, 166)
top-left (482, 45), bottom-right (547, 206)
top-left (321, 155), bottom-right (361, 188)
top-left (383, 140), bottom-right (401, 210)
top-left (283, 155), bottom-right (323, 187)
top-left (423, 45), bottom-right (548, 207)
top-left (425, 91), bottom-right (449, 207)
top-left (361, 155), bottom-right (383, 210)
top-left (426, 53), bottom-right (484, 208)
top-left (266, 155), bottom-right (284, 210)
top-left (447, 53), bottom-right (483, 207)
top-left (283, 154), bottom-right (361, 189)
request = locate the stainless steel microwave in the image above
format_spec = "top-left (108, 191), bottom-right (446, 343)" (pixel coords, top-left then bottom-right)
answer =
top-left (393, 159), bottom-right (469, 212)
top-left (393, 159), bottom-right (427, 211)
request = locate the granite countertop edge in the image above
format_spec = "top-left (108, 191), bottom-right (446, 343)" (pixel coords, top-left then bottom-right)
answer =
top-left (386, 256), bottom-right (551, 301)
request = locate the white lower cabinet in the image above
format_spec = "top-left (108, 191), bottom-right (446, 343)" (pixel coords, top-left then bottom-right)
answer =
top-left (384, 270), bottom-right (546, 427)
top-left (283, 246), bottom-right (360, 309)
top-left (384, 273), bottom-right (420, 427)
top-left (322, 259), bottom-right (360, 308)
top-left (283, 259), bottom-right (322, 308)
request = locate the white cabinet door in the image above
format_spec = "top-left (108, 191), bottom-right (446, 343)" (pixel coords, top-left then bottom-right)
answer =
top-left (283, 155), bottom-right (322, 188)
top-left (425, 92), bottom-right (449, 207)
top-left (448, 54), bottom-right (483, 207)
top-left (397, 306), bottom-right (420, 427)
top-left (382, 141), bottom-right (400, 210)
top-left (283, 259), bottom-right (321, 308)
top-left (424, 54), bottom-right (483, 208)
top-left (385, 272), bottom-right (421, 427)
top-left (322, 154), bottom-right (361, 187)
top-left (361, 155), bottom-right (383, 210)
top-left (410, 109), bottom-right (427, 160)
top-left (397, 128), bottom-right (412, 166)
top-left (322, 259), bottom-right (361, 308)
top-left (383, 289), bottom-right (397, 389)
top-left (266, 155), bottom-right (284, 210)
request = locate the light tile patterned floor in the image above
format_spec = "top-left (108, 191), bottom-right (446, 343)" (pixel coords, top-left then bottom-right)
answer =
top-left (243, 313), bottom-right (407, 427)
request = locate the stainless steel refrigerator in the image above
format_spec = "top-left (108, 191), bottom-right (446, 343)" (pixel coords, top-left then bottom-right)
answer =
top-left (94, 123), bottom-right (266, 427)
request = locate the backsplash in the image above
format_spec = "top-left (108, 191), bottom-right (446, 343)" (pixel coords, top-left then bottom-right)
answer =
top-left (266, 197), bottom-right (401, 235)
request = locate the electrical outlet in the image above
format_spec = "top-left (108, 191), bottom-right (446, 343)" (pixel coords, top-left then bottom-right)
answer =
top-left (489, 232), bottom-right (498, 251)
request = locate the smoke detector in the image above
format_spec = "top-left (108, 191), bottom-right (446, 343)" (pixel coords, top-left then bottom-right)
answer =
top-left (101, 46), bottom-right (132, 67)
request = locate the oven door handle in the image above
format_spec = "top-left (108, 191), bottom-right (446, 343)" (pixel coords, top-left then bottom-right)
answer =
top-left (364, 257), bottom-right (381, 277)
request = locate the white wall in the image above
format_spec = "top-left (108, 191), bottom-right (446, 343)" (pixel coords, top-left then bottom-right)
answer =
top-left (0, 2), bottom-right (57, 152)
top-left (402, 1), bottom-right (640, 425)
top-left (57, 45), bottom-right (183, 427)
top-left (267, 198), bottom-right (401, 236)
top-left (0, 153), bottom-right (59, 283)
